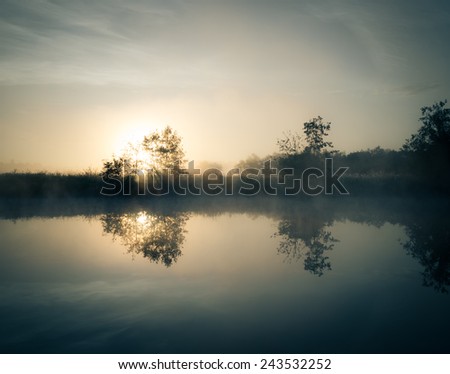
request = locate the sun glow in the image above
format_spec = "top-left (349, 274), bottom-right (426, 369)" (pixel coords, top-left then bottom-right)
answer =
top-left (111, 121), bottom-right (165, 171)
top-left (136, 212), bottom-right (148, 225)
top-left (113, 121), bottom-right (162, 156)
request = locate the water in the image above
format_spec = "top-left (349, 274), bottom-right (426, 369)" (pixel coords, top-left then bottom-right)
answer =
top-left (0, 197), bottom-right (449, 353)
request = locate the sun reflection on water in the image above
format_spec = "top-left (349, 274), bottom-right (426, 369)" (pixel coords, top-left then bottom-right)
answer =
top-left (100, 210), bottom-right (189, 267)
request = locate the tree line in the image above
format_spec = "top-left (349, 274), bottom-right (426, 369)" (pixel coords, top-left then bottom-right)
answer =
top-left (101, 100), bottom-right (450, 187)
top-left (1, 100), bottom-right (448, 198)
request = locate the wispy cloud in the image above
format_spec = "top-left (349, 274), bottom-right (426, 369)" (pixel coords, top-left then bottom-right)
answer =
top-left (0, 0), bottom-right (449, 95)
top-left (389, 83), bottom-right (441, 96)
top-left (0, 0), bottom-right (186, 85)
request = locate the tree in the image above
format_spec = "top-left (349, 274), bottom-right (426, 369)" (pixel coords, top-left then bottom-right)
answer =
top-left (403, 100), bottom-right (450, 154)
top-left (303, 116), bottom-right (333, 154)
top-left (277, 130), bottom-right (305, 156)
top-left (102, 126), bottom-right (185, 178)
top-left (142, 126), bottom-right (185, 175)
top-left (277, 116), bottom-right (334, 156)
top-left (101, 156), bottom-right (132, 178)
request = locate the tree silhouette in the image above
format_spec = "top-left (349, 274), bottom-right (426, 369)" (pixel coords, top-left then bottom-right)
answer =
top-left (142, 126), bottom-right (185, 176)
top-left (101, 156), bottom-right (133, 178)
top-left (277, 130), bottom-right (305, 156)
top-left (101, 211), bottom-right (189, 267)
top-left (277, 116), bottom-right (334, 156)
top-left (303, 116), bottom-right (334, 155)
top-left (403, 100), bottom-right (450, 154)
top-left (102, 126), bottom-right (185, 179)
top-left (401, 100), bottom-right (450, 181)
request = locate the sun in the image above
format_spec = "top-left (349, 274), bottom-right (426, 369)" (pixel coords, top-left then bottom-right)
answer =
top-left (114, 121), bottom-right (170, 171)
top-left (114, 126), bottom-right (147, 156)
top-left (111, 122), bottom-right (159, 171)
top-left (136, 212), bottom-right (148, 225)
top-left (113, 121), bottom-right (162, 156)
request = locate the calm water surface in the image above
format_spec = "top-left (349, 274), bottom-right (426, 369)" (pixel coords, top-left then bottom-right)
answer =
top-left (0, 198), bottom-right (449, 353)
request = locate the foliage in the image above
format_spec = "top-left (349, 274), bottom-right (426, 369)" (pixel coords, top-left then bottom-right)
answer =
top-left (403, 100), bottom-right (450, 154)
top-left (102, 156), bottom-right (133, 178)
top-left (277, 116), bottom-right (333, 156)
top-left (276, 131), bottom-right (305, 156)
top-left (0, 172), bottom-right (102, 198)
top-left (142, 126), bottom-right (185, 175)
top-left (102, 126), bottom-right (185, 178)
top-left (341, 147), bottom-right (410, 176)
top-left (303, 116), bottom-right (334, 154)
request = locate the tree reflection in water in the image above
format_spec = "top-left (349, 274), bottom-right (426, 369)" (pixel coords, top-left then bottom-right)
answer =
top-left (403, 216), bottom-right (450, 293)
top-left (95, 199), bottom-right (449, 289)
top-left (274, 216), bottom-right (338, 277)
top-left (100, 211), bottom-right (189, 267)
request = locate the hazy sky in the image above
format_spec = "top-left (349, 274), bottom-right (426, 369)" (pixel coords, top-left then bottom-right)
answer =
top-left (1, 0), bottom-right (449, 171)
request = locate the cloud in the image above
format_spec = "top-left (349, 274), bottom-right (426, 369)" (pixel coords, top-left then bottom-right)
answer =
top-left (0, 0), bottom-right (449, 100)
top-left (0, 0), bottom-right (398, 88)
top-left (0, 0), bottom-right (185, 86)
top-left (389, 83), bottom-right (441, 96)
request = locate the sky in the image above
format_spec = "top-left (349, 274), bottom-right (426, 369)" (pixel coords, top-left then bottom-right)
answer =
top-left (0, 0), bottom-right (449, 172)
